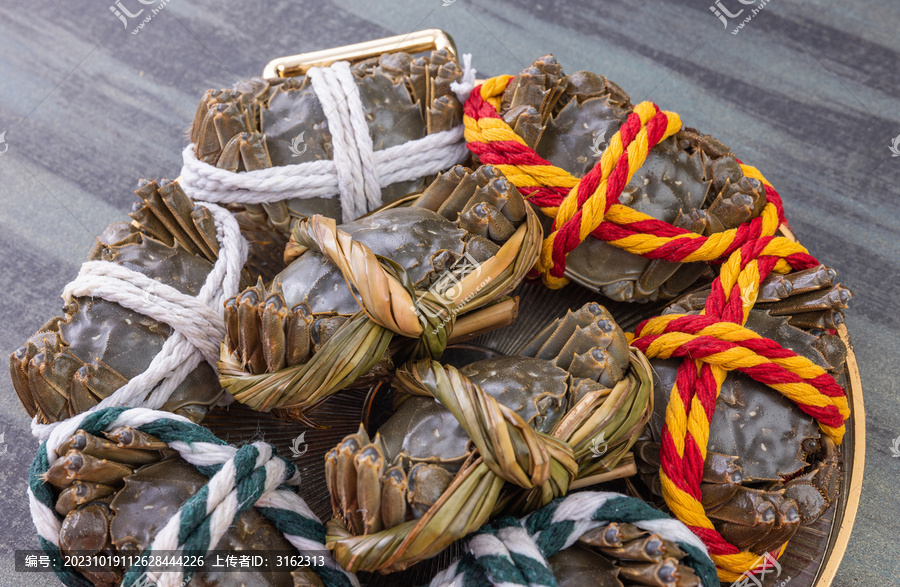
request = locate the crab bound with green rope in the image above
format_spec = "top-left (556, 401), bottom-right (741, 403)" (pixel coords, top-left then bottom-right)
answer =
top-left (27, 406), bottom-right (358, 587)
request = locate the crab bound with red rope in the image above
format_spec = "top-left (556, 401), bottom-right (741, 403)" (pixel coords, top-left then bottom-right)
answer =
top-left (461, 55), bottom-right (851, 581)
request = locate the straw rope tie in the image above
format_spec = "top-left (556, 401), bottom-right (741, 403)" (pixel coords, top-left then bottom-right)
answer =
top-left (462, 76), bottom-right (850, 580)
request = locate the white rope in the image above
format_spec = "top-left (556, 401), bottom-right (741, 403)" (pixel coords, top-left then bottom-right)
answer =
top-left (308, 61), bottom-right (382, 220)
top-left (451, 53), bottom-right (477, 104)
top-left (31, 202), bottom-right (248, 442)
top-left (179, 129), bottom-right (468, 214)
top-left (28, 487), bottom-right (62, 547)
top-left (178, 55), bottom-right (477, 220)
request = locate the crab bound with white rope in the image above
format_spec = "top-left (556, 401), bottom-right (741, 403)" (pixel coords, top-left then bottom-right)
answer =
top-left (11, 178), bottom-right (249, 441)
top-left (28, 405), bottom-right (717, 586)
top-left (9, 27), bottom-right (863, 587)
top-left (179, 30), bottom-right (476, 232)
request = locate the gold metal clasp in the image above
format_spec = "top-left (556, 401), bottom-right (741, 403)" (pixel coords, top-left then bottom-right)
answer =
top-left (262, 28), bottom-right (457, 79)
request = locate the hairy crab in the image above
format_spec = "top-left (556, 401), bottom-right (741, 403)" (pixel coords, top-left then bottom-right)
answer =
top-left (634, 264), bottom-right (850, 554)
top-left (323, 302), bottom-right (653, 573)
top-left (190, 48), bottom-right (464, 229)
top-left (217, 164), bottom-right (542, 422)
top-left (44, 426), bottom-right (312, 587)
top-left (548, 522), bottom-right (701, 587)
top-left (11, 180), bottom-right (238, 424)
top-left (483, 55), bottom-right (769, 302)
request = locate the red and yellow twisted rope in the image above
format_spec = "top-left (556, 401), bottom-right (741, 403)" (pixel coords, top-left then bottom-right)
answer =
top-left (463, 76), bottom-right (850, 581)
top-left (464, 79), bottom-right (806, 287)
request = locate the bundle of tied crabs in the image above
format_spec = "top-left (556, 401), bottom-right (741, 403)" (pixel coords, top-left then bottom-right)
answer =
top-left (13, 49), bottom-right (852, 586)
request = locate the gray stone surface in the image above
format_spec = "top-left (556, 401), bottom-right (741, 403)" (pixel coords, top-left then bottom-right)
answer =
top-left (0, 0), bottom-right (897, 584)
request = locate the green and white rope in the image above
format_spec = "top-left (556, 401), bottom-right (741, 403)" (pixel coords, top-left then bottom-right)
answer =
top-left (29, 406), bottom-right (715, 587)
top-left (428, 491), bottom-right (718, 587)
top-left (27, 406), bottom-right (358, 587)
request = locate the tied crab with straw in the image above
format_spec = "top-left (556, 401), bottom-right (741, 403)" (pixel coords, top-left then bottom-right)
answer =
top-left (216, 166), bottom-right (544, 423)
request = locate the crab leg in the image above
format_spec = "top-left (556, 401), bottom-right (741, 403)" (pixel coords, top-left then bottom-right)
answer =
top-left (260, 292), bottom-right (288, 372)
top-left (45, 450), bottom-right (135, 489)
top-left (55, 482), bottom-right (116, 516)
top-left (380, 465), bottom-right (410, 529)
top-left (60, 430), bottom-right (161, 465)
top-left (334, 434), bottom-right (365, 535)
top-left (355, 443), bottom-right (385, 535)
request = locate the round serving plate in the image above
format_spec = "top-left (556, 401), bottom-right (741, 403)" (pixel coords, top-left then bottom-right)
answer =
top-left (203, 234), bottom-right (864, 586)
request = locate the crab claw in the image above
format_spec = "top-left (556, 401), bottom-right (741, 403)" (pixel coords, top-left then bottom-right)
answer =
top-left (44, 450), bottom-right (135, 489)
top-left (782, 435), bottom-right (841, 523)
top-left (709, 487), bottom-right (802, 553)
top-left (617, 557), bottom-right (684, 587)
